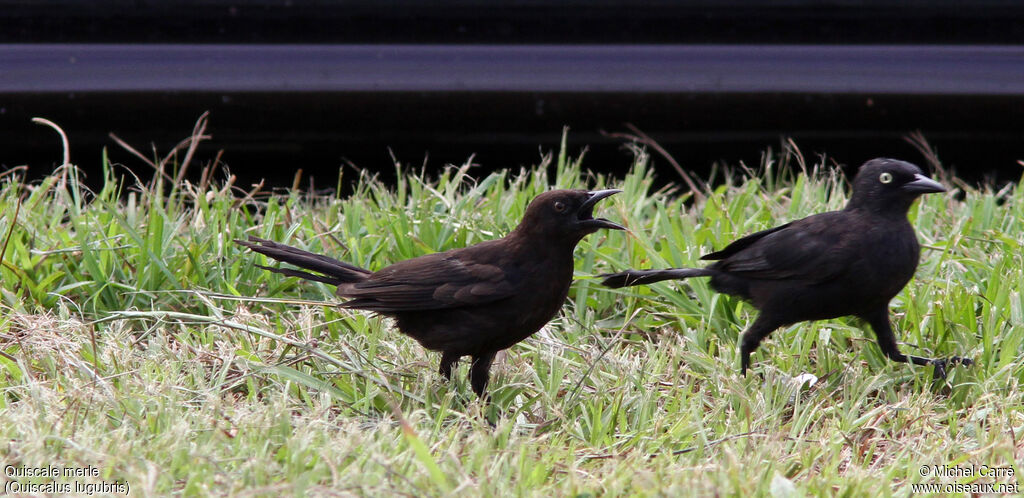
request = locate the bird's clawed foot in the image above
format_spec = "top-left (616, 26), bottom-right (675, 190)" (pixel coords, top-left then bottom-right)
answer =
top-left (929, 356), bottom-right (974, 380)
top-left (738, 353), bottom-right (768, 381)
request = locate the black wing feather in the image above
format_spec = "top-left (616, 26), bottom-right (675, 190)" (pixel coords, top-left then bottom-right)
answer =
top-left (705, 213), bottom-right (855, 283)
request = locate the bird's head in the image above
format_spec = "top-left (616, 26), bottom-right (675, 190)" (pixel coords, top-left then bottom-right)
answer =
top-left (847, 158), bottom-right (946, 215)
top-left (514, 189), bottom-right (624, 241)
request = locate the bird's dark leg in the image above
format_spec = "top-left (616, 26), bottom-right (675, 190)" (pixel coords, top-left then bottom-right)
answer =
top-left (439, 352), bottom-right (460, 381)
top-left (739, 315), bottom-right (781, 376)
top-left (863, 308), bottom-right (934, 367)
top-left (863, 308), bottom-right (972, 380)
top-left (469, 352), bottom-right (497, 398)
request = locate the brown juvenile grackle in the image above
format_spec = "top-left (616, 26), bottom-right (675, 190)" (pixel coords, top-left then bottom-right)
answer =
top-left (238, 189), bottom-right (623, 397)
top-left (602, 159), bottom-right (972, 379)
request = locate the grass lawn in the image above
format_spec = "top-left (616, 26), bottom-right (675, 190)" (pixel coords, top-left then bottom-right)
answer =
top-left (1, 137), bottom-right (1021, 496)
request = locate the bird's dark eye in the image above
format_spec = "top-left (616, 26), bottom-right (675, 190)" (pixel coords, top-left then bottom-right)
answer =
top-left (879, 172), bottom-right (893, 184)
top-left (553, 201), bottom-right (567, 213)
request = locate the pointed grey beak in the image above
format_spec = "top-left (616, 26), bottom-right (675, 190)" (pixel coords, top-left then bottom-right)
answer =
top-left (901, 173), bottom-right (946, 194)
top-left (578, 189), bottom-right (625, 230)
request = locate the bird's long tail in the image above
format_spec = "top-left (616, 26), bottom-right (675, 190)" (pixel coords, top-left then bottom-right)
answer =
top-left (235, 236), bottom-right (372, 286)
top-left (600, 268), bottom-right (714, 288)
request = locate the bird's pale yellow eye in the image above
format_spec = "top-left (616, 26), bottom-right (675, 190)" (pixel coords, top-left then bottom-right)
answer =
top-left (553, 201), bottom-right (567, 213)
top-left (879, 172), bottom-right (893, 184)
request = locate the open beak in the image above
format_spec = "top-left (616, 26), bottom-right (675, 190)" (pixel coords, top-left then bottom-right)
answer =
top-left (578, 189), bottom-right (625, 230)
top-left (901, 173), bottom-right (946, 194)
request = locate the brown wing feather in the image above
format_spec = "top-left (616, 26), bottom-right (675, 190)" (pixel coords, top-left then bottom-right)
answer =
top-left (339, 242), bottom-right (519, 312)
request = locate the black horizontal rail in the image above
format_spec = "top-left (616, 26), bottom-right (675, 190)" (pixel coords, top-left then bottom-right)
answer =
top-left (5, 44), bottom-right (1024, 95)
top-left (4, 0), bottom-right (1024, 44)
